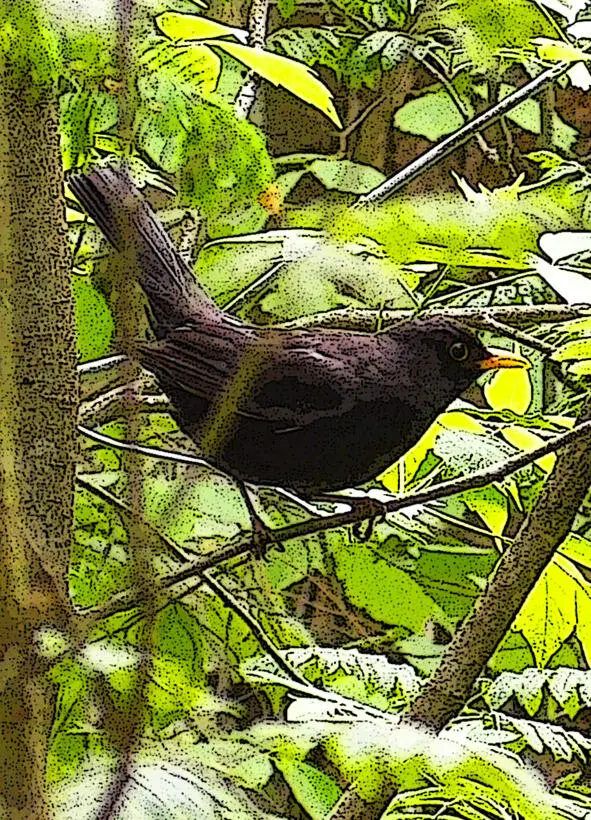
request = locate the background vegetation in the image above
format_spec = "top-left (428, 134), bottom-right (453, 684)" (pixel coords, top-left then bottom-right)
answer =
top-left (4, 0), bottom-right (591, 816)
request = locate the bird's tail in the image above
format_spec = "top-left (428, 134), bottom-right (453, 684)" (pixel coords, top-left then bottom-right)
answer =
top-left (68, 165), bottom-right (224, 335)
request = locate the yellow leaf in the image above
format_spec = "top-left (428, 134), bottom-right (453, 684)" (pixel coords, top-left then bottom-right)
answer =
top-left (157, 12), bottom-right (248, 44)
top-left (568, 359), bottom-right (591, 376)
top-left (439, 411), bottom-right (486, 435)
top-left (514, 554), bottom-right (577, 667)
top-left (208, 41), bottom-right (341, 127)
top-left (531, 37), bottom-right (590, 64)
top-left (575, 589), bottom-right (591, 667)
top-left (484, 367), bottom-right (532, 415)
top-left (558, 533), bottom-right (591, 568)
top-left (545, 414), bottom-right (575, 429)
top-left (552, 339), bottom-right (591, 361)
top-left (501, 425), bottom-right (556, 473)
top-left (464, 487), bottom-right (508, 537)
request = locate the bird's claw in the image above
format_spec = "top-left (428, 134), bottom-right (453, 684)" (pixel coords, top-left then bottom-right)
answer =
top-left (351, 497), bottom-right (388, 542)
top-left (251, 518), bottom-right (279, 559)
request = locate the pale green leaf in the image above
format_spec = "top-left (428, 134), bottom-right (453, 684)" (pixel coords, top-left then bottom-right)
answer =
top-left (209, 41), bottom-right (341, 127)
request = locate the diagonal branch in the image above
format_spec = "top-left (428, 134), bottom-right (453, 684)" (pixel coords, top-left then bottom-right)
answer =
top-left (407, 398), bottom-right (591, 730)
top-left (75, 417), bottom-right (591, 629)
top-left (358, 62), bottom-right (571, 204)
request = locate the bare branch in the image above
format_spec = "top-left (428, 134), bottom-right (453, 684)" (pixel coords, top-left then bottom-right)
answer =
top-left (407, 398), bottom-right (591, 730)
top-left (281, 304), bottom-right (590, 331)
top-left (358, 62), bottom-right (571, 204)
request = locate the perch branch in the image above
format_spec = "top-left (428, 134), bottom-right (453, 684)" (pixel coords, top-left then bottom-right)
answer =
top-left (281, 303), bottom-right (590, 331)
top-left (75, 417), bottom-right (591, 629)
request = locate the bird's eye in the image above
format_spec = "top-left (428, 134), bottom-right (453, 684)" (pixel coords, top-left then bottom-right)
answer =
top-left (448, 341), bottom-right (470, 362)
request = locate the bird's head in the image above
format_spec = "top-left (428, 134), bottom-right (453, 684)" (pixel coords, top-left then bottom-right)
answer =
top-left (385, 317), bottom-right (529, 396)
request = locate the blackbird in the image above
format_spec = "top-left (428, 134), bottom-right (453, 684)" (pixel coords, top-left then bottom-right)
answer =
top-left (69, 166), bottom-right (527, 496)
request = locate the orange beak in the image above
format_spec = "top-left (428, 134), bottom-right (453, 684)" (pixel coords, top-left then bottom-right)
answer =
top-left (475, 348), bottom-right (531, 371)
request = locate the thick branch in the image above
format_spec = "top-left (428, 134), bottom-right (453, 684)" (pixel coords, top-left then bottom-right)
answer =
top-left (281, 304), bottom-right (589, 331)
top-left (407, 399), bottom-right (591, 730)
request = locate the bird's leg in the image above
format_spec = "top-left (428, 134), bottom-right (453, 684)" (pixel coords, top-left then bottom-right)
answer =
top-left (312, 492), bottom-right (389, 542)
top-left (237, 483), bottom-right (277, 558)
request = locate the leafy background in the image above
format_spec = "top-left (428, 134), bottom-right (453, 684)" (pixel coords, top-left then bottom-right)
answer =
top-left (18, 0), bottom-right (591, 815)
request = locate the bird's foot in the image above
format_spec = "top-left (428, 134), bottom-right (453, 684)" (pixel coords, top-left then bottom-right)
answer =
top-left (250, 516), bottom-right (278, 559)
top-left (350, 496), bottom-right (388, 542)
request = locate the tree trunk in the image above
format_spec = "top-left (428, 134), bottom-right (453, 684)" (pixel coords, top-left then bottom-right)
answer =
top-left (0, 4), bottom-right (78, 815)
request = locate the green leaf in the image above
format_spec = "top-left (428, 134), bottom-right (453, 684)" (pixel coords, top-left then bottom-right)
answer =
top-left (486, 669), bottom-right (547, 716)
top-left (499, 83), bottom-right (578, 152)
top-left (276, 759), bottom-right (341, 819)
top-left (307, 158), bottom-right (386, 194)
top-left (434, 428), bottom-right (514, 476)
top-left (532, 36), bottom-right (590, 64)
top-left (333, 542), bottom-right (449, 632)
top-left (60, 90), bottom-right (118, 170)
top-left (463, 486), bottom-right (508, 537)
top-left (394, 89), bottom-right (464, 142)
top-left (553, 338), bottom-right (591, 361)
top-left (568, 360), bottom-right (591, 376)
top-left (72, 275), bottom-right (114, 362)
top-left (546, 668), bottom-right (585, 720)
top-left (269, 27), bottom-right (351, 83)
top-left (277, 0), bottom-right (297, 20)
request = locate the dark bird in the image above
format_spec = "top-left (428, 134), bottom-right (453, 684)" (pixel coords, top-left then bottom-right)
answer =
top-left (69, 167), bottom-right (527, 499)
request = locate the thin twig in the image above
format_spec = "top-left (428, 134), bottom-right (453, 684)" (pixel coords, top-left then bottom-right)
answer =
top-left (358, 62), bottom-right (571, 204)
top-left (78, 424), bottom-right (211, 469)
top-left (78, 381), bottom-right (168, 426)
top-left (477, 316), bottom-right (556, 356)
top-left (426, 271), bottom-right (530, 306)
top-left (222, 261), bottom-right (286, 313)
top-left (202, 569), bottom-right (311, 686)
top-left (281, 304), bottom-right (590, 331)
top-left (78, 355), bottom-right (128, 374)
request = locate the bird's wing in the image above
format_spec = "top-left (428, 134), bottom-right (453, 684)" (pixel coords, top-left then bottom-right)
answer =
top-left (138, 325), bottom-right (357, 429)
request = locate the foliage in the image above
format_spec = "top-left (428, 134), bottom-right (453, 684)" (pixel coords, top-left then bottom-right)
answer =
top-left (9, 0), bottom-right (591, 815)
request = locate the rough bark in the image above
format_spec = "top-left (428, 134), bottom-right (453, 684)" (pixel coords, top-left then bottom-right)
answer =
top-left (0, 12), bottom-right (78, 816)
top-left (408, 400), bottom-right (591, 729)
